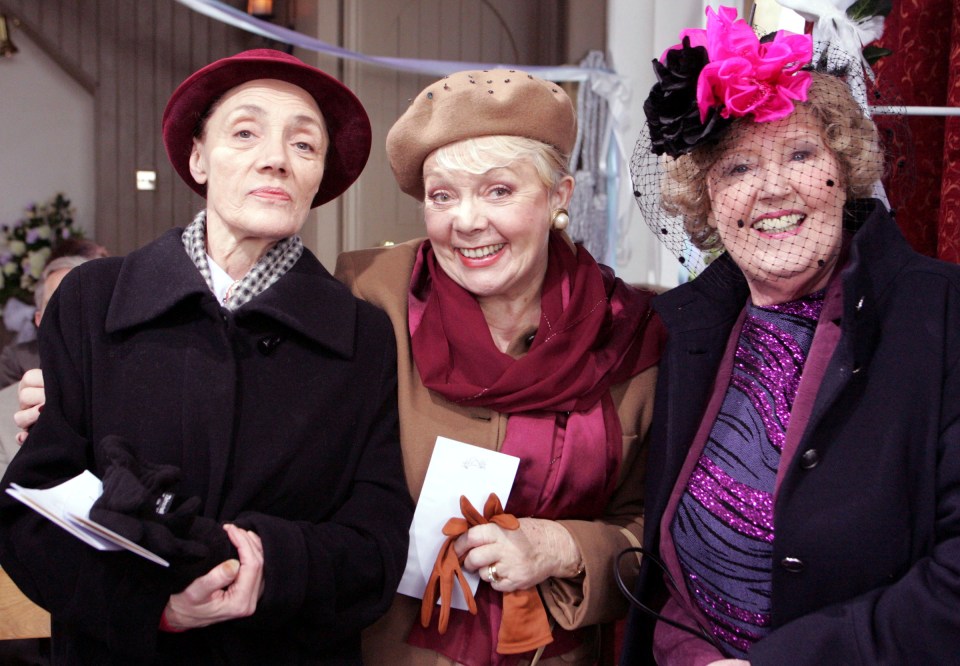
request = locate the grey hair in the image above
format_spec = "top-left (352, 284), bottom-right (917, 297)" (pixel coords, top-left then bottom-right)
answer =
top-left (34, 255), bottom-right (91, 310)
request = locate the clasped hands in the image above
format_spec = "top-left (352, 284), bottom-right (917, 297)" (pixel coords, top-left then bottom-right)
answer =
top-left (161, 524), bottom-right (265, 631)
top-left (454, 514), bottom-right (583, 593)
top-left (15, 372), bottom-right (266, 631)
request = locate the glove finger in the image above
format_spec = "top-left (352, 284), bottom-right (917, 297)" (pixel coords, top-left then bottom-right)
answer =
top-left (459, 495), bottom-right (484, 525)
top-left (437, 559), bottom-right (453, 634)
top-left (483, 493), bottom-right (504, 520)
top-left (453, 566), bottom-right (477, 615)
top-left (99, 467), bottom-right (150, 513)
top-left (490, 514), bottom-right (520, 531)
top-left (140, 521), bottom-right (207, 560)
top-left (420, 568), bottom-right (442, 627)
top-left (441, 517), bottom-right (468, 537)
top-left (88, 508), bottom-right (145, 543)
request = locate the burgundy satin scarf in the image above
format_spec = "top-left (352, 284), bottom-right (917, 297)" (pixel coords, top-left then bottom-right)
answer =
top-left (406, 234), bottom-right (663, 666)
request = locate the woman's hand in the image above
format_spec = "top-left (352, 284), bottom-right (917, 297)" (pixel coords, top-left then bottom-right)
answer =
top-left (14, 369), bottom-right (45, 444)
top-left (161, 524), bottom-right (265, 631)
top-left (454, 517), bottom-right (582, 593)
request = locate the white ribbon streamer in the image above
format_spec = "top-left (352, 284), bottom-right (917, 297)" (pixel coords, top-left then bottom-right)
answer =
top-left (176, 0), bottom-right (612, 83)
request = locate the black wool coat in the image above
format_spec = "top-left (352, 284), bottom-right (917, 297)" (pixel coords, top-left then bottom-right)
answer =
top-left (0, 228), bottom-right (413, 665)
top-left (621, 200), bottom-right (960, 665)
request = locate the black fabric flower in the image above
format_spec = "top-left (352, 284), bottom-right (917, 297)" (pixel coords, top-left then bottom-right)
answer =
top-left (643, 37), bottom-right (731, 158)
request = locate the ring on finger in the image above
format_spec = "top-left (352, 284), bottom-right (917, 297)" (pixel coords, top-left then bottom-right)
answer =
top-left (487, 564), bottom-right (500, 584)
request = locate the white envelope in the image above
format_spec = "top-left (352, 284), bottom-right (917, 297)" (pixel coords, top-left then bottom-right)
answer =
top-left (397, 437), bottom-right (520, 611)
top-left (7, 470), bottom-right (169, 567)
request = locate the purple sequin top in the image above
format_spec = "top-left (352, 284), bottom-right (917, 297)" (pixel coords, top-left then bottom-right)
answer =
top-left (671, 291), bottom-right (825, 657)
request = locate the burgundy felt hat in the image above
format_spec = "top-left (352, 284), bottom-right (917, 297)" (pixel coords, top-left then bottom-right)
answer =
top-left (162, 49), bottom-right (371, 208)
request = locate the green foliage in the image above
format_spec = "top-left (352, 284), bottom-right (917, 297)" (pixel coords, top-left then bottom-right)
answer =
top-left (862, 44), bottom-right (894, 66)
top-left (847, 0), bottom-right (893, 21)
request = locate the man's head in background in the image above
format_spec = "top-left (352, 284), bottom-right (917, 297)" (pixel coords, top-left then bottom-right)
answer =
top-left (33, 256), bottom-right (91, 327)
top-left (49, 238), bottom-right (108, 262)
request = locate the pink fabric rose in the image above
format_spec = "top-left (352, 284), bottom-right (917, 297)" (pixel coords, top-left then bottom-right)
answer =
top-left (664, 6), bottom-right (813, 124)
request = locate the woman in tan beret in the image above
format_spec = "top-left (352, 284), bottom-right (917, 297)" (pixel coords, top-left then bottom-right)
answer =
top-left (335, 70), bottom-right (664, 666)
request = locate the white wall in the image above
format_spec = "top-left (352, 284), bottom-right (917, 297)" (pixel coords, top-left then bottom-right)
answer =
top-left (607, 0), bottom-right (744, 289)
top-left (0, 30), bottom-right (95, 238)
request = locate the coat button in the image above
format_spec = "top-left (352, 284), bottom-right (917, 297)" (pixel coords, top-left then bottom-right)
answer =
top-left (800, 449), bottom-right (819, 469)
top-left (258, 335), bottom-right (283, 355)
top-left (781, 557), bottom-right (804, 573)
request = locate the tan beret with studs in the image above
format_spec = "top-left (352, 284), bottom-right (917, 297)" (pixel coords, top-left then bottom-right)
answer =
top-left (386, 69), bottom-right (577, 200)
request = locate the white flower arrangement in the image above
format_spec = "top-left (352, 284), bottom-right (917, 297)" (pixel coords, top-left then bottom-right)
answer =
top-left (0, 193), bottom-right (83, 306)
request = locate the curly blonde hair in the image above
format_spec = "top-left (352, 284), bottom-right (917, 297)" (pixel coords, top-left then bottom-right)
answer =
top-left (662, 71), bottom-right (885, 251)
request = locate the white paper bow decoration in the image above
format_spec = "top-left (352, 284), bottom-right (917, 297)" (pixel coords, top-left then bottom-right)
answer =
top-left (776, 0), bottom-right (889, 203)
top-left (776, 0), bottom-right (886, 112)
top-left (777, 0), bottom-right (885, 55)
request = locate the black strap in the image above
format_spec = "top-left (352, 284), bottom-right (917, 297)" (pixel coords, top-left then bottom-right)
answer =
top-left (615, 546), bottom-right (725, 653)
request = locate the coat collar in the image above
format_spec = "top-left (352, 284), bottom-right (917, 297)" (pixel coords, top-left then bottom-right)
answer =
top-left (105, 228), bottom-right (358, 357)
top-left (653, 251), bottom-right (749, 334)
top-left (837, 198), bottom-right (914, 326)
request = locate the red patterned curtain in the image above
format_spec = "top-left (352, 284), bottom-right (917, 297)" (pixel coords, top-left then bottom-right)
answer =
top-left (874, 0), bottom-right (960, 262)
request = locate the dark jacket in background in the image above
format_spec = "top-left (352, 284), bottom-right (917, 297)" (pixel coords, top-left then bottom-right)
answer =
top-left (0, 228), bottom-right (413, 665)
top-left (0, 338), bottom-right (39, 388)
top-left (621, 200), bottom-right (960, 665)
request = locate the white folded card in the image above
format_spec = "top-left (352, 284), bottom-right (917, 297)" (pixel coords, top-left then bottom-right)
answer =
top-left (397, 436), bottom-right (520, 611)
top-left (6, 470), bottom-right (169, 567)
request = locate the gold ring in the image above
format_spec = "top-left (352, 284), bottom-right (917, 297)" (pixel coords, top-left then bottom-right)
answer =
top-left (487, 564), bottom-right (500, 583)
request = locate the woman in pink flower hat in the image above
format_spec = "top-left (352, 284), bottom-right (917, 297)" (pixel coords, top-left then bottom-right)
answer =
top-left (620, 7), bottom-right (960, 665)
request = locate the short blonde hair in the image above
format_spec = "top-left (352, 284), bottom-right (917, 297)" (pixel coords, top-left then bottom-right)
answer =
top-left (662, 71), bottom-right (885, 251)
top-left (429, 135), bottom-right (570, 193)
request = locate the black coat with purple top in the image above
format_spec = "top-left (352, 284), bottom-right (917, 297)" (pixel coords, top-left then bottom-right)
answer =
top-left (0, 228), bottom-right (413, 665)
top-left (621, 200), bottom-right (960, 665)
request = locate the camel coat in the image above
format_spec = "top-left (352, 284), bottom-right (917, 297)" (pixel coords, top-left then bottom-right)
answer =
top-left (336, 238), bottom-right (658, 665)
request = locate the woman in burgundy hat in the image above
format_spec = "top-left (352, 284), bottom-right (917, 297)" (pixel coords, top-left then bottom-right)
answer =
top-left (0, 49), bottom-right (411, 665)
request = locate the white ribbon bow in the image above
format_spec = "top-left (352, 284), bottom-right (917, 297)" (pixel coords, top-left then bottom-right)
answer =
top-left (776, 0), bottom-right (885, 55)
top-left (776, 0), bottom-right (886, 113)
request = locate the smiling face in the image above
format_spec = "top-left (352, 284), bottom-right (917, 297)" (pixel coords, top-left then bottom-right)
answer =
top-left (706, 105), bottom-right (847, 305)
top-left (189, 79), bottom-right (327, 262)
top-left (422, 139), bottom-right (572, 308)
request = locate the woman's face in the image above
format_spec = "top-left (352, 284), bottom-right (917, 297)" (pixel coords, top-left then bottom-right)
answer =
top-left (189, 79), bottom-right (327, 246)
top-left (422, 153), bottom-right (568, 305)
top-left (706, 107), bottom-right (847, 305)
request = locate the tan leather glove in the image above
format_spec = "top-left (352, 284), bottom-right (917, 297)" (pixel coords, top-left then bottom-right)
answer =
top-left (420, 494), bottom-right (554, 654)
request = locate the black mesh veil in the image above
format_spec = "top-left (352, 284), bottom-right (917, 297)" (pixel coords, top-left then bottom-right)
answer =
top-left (631, 36), bottom-right (906, 292)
